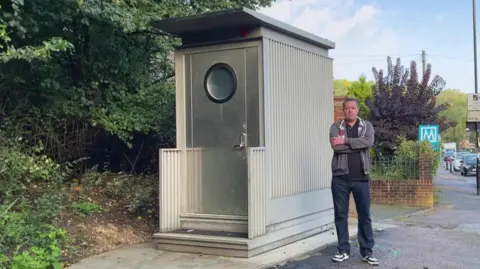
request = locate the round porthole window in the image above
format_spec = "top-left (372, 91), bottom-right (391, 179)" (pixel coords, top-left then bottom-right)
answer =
top-left (204, 63), bottom-right (237, 103)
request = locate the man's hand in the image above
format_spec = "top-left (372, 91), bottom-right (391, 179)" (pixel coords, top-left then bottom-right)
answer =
top-left (331, 136), bottom-right (345, 146)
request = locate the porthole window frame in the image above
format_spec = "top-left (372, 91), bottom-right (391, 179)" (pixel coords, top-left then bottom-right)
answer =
top-left (203, 62), bottom-right (238, 104)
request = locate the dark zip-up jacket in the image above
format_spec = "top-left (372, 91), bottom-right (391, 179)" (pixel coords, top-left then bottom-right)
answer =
top-left (329, 118), bottom-right (375, 177)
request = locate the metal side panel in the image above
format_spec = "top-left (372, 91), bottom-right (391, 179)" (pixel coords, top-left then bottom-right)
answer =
top-left (159, 149), bottom-right (183, 232)
top-left (262, 36), bottom-right (334, 225)
top-left (248, 147), bottom-right (267, 239)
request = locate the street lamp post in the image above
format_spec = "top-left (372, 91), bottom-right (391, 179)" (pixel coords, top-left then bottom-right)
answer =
top-left (473, 0), bottom-right (480, 195)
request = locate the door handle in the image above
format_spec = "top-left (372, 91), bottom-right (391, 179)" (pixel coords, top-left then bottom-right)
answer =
top-left (234, 133), bottom-right (246, 150)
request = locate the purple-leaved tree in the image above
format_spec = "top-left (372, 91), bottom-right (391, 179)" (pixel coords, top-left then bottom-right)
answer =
top-left (365, 57), bottom-right (455, 156)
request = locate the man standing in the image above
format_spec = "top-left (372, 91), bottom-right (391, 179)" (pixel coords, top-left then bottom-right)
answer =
top-left (329, 98), bottom-right (378, 266)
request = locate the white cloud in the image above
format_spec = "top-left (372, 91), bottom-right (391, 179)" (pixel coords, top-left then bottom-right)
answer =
top-left (294, 5), bottom-right (379, 41)
top-left (258, 0), bottom-right (401, 81)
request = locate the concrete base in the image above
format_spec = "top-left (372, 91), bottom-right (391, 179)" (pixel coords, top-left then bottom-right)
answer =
top-left (70, 221), bottom-right (398, 269)
top-left (154, 210), bottom-right (334, 258)
top-left (154, 223), bottom-right (333, 258)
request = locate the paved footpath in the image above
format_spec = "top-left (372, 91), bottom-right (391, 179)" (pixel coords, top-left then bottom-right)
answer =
top-left (269, 168), bottom-right (480, 269)
top-left (70, 168), bottom-right (480, 269)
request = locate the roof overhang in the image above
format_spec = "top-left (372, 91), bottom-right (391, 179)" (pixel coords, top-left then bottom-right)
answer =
top-left (151, 8), bottom-right (335, 50)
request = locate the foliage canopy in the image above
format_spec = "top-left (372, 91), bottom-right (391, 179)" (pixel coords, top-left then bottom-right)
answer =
top-left (436, 89), bottom-right (467, 144)
top-left (0, 0), bottom-right (275, 171)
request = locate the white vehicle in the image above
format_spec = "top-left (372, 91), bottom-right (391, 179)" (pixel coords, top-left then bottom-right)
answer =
top-left (443, 142), bottom-right (456, 153)
top-left (453, 152), bottom-right (471, 171)
top-left (442, 142), bottom-right (457, 161)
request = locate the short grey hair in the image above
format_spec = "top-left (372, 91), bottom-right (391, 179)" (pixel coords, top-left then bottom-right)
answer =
top-left (342, 97), bottom-right (359, 109)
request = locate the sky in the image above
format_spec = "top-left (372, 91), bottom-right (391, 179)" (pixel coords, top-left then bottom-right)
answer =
top-left (258, 0), bottom-right (476, 92)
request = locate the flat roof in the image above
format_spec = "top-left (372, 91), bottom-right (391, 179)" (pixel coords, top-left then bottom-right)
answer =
top-left (151, 8), bottom-right (335, 50)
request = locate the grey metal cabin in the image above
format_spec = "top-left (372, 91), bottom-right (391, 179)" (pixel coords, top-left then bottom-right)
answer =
top-left (153, 7), bottom-right (336, 258)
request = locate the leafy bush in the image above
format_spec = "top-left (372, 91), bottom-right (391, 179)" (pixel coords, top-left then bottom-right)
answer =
top-left (0, 194), bottom-right (68, 269)
top-left (371, 139), bottom-right (440, 180)
top-left (0, 135), bottom-right (65, 200)
top-left (0, 135), bottom-right (68, 269)
top-left (9, 230), bottom-right (65, 269)
top-left (394, 139), bottom-right (440, 177)
top-left (71, 202), bottom-right (102, 216)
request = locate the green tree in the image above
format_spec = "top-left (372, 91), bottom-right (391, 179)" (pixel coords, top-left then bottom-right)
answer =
top-left (0, 4), bottom-right (71, 62)
top-left (0, 0), bottom-right (274, 170)
top-left (334, 79), bottom-right (350, 96)
top-left (346, 75), bottom-right (374, 119)
top-left (436, 89), bottom-right (467, 144)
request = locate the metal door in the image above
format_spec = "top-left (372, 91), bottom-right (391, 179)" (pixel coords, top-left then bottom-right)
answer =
top-left (186, 47), bottom-right (256, 216)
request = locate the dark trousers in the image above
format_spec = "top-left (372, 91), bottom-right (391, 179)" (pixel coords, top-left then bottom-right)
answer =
top-left (331, 176), bottom-right (375, 256)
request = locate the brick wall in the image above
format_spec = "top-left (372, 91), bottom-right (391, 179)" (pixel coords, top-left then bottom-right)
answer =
top-left (370, 179), bottom-right (433, 208)
top-left (349, 157), bottom-right (434, 214)
top-left (332, 96), bottom-right (434, 217)
top-left (369, 154), bottom-right (433, 208)
top-left (334, 96), bottom-right (347, 121)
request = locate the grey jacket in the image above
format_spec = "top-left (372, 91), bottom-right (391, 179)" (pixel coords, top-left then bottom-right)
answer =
top-left (329, 118), bottom-right (375, 177)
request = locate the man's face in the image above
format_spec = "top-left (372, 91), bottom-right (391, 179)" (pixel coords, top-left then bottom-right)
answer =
top-left (343, 101), bottom-right (359, 121)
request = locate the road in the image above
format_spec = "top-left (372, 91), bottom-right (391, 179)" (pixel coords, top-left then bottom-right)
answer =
top-left (268, 168), bottom-right (480, 269)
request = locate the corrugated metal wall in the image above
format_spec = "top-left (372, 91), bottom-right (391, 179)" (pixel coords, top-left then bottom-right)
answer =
top-left (184, 148), bottom-right (202, 213)
top-left (248, 147), bottom-right (267, 238)
top-left (159, 149), bottom-right (183, 232)
top-left (265, 39), bottom-right (333, 199)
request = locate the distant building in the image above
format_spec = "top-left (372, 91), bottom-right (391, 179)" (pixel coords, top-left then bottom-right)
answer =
top-left (460, 139), bottom-right (474, 149)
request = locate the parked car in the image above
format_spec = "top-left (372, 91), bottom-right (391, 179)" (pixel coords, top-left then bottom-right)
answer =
top-left (458, 153), bottom-right (477, 169)
top-left (461, 154), bottom-right (479, 176)
top-left (453, 152), bottom-right (472, 171)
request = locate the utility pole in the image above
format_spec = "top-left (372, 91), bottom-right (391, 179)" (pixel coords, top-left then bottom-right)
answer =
top-left (421, 50), bottom-right (426, 75)
top-left (473, 0), bottom-right (480, 195)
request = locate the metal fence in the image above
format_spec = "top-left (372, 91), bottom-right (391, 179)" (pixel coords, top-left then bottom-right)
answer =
top-left (371, 156), bottom-right (419, 180)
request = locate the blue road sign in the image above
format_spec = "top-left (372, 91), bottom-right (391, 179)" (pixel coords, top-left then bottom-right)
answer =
top-left (418, 124), bottom-right (439, 150)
